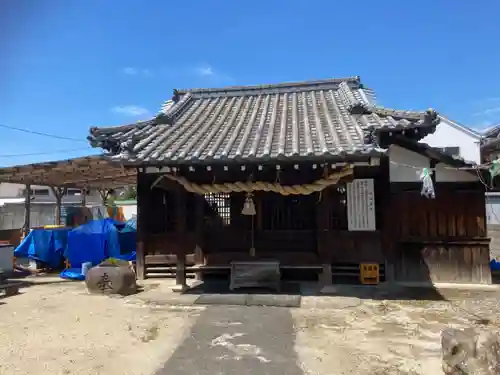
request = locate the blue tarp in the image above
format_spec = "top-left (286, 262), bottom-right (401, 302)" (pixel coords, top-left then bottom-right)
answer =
top-left (118, 223), bottom-right (136, 255)
top-left (64, 218), bottom-right (121, 269)
top-left (490, 259), bottom-right (500, 271)
top-left (60, 268), bottom-right (86, 281)
top-left (124, 218), bottom-right (136, 231)
top-left (15, 218), bottom-right (137, 276)
top-left (14, 228), bottom-right (70, 268)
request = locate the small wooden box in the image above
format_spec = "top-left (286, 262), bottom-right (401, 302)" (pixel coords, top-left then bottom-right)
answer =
top-left (230, 261), bottom-right (281, 292)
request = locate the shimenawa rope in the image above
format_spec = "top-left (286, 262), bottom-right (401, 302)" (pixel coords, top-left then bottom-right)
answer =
top-left (164, 165), bottom-right (354, 196)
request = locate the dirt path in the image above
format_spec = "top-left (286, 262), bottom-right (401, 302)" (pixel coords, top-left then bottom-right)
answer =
top-left (156, 306), bottom-right (304, 375)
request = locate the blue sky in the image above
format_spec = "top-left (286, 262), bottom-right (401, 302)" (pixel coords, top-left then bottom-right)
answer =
top-left (1, 0), bottom-right (499, 166)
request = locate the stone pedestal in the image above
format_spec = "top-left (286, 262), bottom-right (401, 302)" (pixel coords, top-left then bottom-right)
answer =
top-left (319, 264), bottom-right (332, 286)
top-left (442, 327), bottom-right (500, 374)
top-left (85, 264), bottom-right (137, 296)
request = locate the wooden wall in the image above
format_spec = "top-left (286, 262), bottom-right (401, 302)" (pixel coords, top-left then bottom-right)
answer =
top-left (386, 183), bottom-right (491, 284)
top-left (138, 164), bottom-right (387, 270)
top-left (137, 163), bottom-right (491, 284)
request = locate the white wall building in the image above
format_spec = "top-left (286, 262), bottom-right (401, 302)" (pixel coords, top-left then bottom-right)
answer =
top-left (0, 183), bottom-right (105, 230)
top-left (0, 182), bottom-right (102, 204)
top-left (420, 116), bottom-right (482, 164)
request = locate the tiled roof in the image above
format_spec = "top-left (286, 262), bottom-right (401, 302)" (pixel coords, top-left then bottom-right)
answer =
top-left (482, 123), bottom-right (500, 138)
top-left (89, 77), bottom-right (440, 164)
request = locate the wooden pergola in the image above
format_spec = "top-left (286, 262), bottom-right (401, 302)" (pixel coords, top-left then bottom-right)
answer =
top-left (0, 155), bottom-right (136, 232)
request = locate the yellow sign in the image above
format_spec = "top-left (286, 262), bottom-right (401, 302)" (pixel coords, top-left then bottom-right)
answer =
top-left (360, 263), bottom-right (379, 285)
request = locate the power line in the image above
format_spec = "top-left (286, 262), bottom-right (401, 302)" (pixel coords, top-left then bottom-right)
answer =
top-left (0, 147), bottom-right (93, 158)
top-left (0, 123), bottom-right (87, 143)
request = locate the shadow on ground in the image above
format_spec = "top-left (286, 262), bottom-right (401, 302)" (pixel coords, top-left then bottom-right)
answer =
top-left (319, 283), bottom-right (446, 301)
top-left (492, 273), bottom-right (500, 284)
top-left (0, 272), bottom-right (156, 301)
top-left (185, 281), bottom-right (303, 307)
top-left (185, 279), bottom-right (446, 307)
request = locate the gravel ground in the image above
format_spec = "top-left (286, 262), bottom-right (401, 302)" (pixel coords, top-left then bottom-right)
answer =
top-left (0, 277), bottom-right (199, 375)
top-left (2, 278), bottom-right (500, 375)
top-left (294, 291), bottom-right (500, 375)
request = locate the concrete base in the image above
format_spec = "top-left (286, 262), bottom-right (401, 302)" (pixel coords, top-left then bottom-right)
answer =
top-left (172, 284), bottom-right (190, 293)
top-left (195, 293), bottom-right (301, 308)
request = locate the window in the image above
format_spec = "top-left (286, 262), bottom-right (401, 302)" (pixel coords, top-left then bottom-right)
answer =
top-left (65, 189), bottom-right (82, 196)
top-left (204, 193), bottom-right (231, 226)
top-left (437, 146), bottom-right (460, 156)
top-left (21, 188), bottom-right (49, 196)
top-left (33, 189), bottom-right (50, 196)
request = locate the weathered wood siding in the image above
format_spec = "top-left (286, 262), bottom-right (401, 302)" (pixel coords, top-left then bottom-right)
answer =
top-left (387, 183), bottom-right (491, 284)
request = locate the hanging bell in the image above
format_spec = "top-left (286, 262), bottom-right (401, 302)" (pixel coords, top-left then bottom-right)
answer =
top-left (241, 195), bottom-right (256, 216)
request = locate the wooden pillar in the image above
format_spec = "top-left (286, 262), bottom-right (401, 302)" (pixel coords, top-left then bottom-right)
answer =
top-left (379, 157), bottom-right (395, 283)
top-left (175, 187), bottom-right (187, 289)
top-left (135, 172), bottom-right (146, 280)
top-left (50, 187), bottom-right (64, 226)
top-left (194, 194), bottom-right (205, 265)
top-left (317, 188), bottom-right (332, 286)
top-left (81, 187), bottom-right (87, 206)
top-left (98, 189), bottom-right (109, 207)
top-left (23, 184), bottom-right (31, 237)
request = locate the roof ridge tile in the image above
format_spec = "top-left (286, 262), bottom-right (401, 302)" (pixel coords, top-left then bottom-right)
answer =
top-left (175, 76), bottom-right (361, 96)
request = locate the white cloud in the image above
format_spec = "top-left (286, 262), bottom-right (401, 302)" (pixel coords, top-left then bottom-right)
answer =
top-left (470, 97), bottom-right (500, 129)
top-left (473, 106), bottom-right (500, 117)
top-left (474, 120), bottom-right (494, 130)
top-left (192, 64), bottom-right (234, 85)
top-left (122, 67), bottom-right (138, 75)
top-left (121, 67), bottom-right (152, 76)
top-left (112, 105), bottom-right (150, 117)
top-left (196, 65), bottom-right (214, 77)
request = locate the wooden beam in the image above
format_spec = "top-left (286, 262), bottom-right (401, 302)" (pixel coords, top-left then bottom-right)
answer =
top-left (175, 187), bottom-right (187, 288)
top-left (81, 187), bottom-right (87, 206)
top-left (2, 170), bottom-right (136, 184)
top-left (0, 175), bottom-right (136, 190)
top-left (135, 171), bottom-right (146, 280)
top-left (23, 184), bottom-right (31, 236)
top-left (50, 187), bottom-right (65, 225)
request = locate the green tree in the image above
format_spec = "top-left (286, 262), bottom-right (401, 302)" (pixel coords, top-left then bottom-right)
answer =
top-left (121, 186), bottom-right (137, 200)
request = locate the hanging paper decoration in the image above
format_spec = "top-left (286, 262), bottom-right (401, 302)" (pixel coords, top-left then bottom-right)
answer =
top-left (489, 159), bottom-right (500, 179)
top-left (420, 168), bottom-right (435, 199)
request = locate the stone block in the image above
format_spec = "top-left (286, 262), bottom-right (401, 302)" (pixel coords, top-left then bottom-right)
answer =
top-left (442, 327), bottom-right (500, 374)
top-left (85, 264), bottom-right (137, 296)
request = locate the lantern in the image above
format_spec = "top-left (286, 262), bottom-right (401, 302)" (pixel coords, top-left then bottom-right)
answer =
top-left (241, 194), bottom-right (256, 216)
